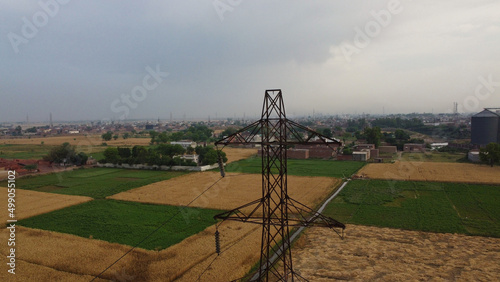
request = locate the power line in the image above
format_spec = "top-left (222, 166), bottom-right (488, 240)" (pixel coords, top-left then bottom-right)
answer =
top-left (91, 177), bottom-right (224, 281)
top-left (196, 224), bottom-right (259, 281)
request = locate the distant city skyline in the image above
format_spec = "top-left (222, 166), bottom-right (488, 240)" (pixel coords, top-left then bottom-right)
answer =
top-left (1, 1), bottom-right (500, 122)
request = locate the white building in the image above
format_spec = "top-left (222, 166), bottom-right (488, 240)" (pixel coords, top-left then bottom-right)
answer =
top-left (171, 141), bottom-right (197, 148)
top-left (178, 154), bottom-right (199, 164)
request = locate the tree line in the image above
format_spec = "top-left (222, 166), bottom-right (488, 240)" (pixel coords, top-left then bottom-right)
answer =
top-left (100, 144), bottom-right (227, 167)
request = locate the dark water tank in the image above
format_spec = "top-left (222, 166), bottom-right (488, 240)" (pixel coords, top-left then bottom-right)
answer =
top-left (471, 109), bottom-right (500, 145)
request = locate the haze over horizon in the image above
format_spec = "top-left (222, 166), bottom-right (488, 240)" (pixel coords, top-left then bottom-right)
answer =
top-left (1, 0), bottom-right (500, 123)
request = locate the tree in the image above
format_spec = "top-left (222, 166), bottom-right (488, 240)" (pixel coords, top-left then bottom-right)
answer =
top-left (44, 142), bottom-right (76, 164)
top-left (156, 144), bottom-right (185, 158)
top-left (102, 131), bottom-right (113, 141)
top-left (13, 126), bottom-right (22, 136)
top-left (479, 143), bottom-right (500, 167)
top-left (220, 127), bottom-right (238, 138)
top-left (342, 147), bottom-right (353, 155)
top-left (354, 131), bottom-right (365, 140)
top-left (24, 164), bottom-right (38, 172)
top-left (103, 147), bottom-right (120, 164)
top-left (117, 147), bottom-right (131, 159)
top-left (122, 132), bottom-right (130, 139)
top-left (364, 127), bottom-right (382, 148)
top-left (113, 135), bottom-right (119, 140)
top-left (320, 128), bottom-right (333, 138)
top-left (131, 145), bottom-right (149, 164)
top-left (394, 129), bottom-right (410, 141)
top-left (196, 146), bottom-right (227, 165)
top-left (149, 131), bottom-right (159, 143)
top-left (72, 152), bottom-right (88, 166)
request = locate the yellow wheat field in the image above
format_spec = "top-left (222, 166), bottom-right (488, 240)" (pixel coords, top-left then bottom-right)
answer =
top-left (355, 161), bottom-right (500, 184)
top-left (0, 187), bottom-right (92, 225)
top-left (0, 222), bottom-right (262, 281)
top-left (293, 224), bottom-right (500, 281)
top-left (0, 135), bottom-right (152, 147)
top-left (4, 223), bottom-right (498, 281)
top-left (222, 147), bottom-right (258, 163)
top-left (108, 172), bottom-right (341, 212)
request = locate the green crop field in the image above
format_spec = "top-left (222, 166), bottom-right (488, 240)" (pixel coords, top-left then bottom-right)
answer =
top-left (0, 168), bottom-right (188, 199)
top-left (17, 199), bottom-right (221, 250)
top-left (323, 180), bottom-right (500, 237)
top-left (0, 144), bottom-right (55, 159)
top-left (225, 157), bottom-right (365, 178)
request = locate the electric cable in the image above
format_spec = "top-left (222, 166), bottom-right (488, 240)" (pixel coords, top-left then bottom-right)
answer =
top-left (91, 176), bottom-right (224, 281)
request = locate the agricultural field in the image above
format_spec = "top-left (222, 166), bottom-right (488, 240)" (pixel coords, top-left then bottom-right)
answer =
top-left (0, 136), bottom-right (152, 161)
top-left (0, 187), bottom-right (92, 224)
top-left (0, 168), bottom-right (188, 199)
top-left (4, 140), bottom-right (500, 281)
top-left (0, 135), bottom-right (151, 146)
top-left (400, 151), bottom-right (467, 162)
top-left (109, 172), bottom-right (341, 212)
top-left (0, 144), bottom-right (55, 159)
top-left (356, 161), bottom-right (500, 184)
top-left (293, 224), bottom-right (500, 281)
top-left (0, 221), bottom-right (261, 281)
top-left (222, 147), bottom-right (258, 163)
top-left (323, 179), bottom-right (500, 237)
top-left (226, 157), bottom-right (365, 178)
top-left (17, 199), bottom-right (222, 251)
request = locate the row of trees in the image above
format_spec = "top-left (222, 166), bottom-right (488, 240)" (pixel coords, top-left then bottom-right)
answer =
top-left (150, 124), bottom-right (214, 144)
top-left (100, 144), bottom-right (227, 166)
top-left (351, 127), bottom-right (425, 150)
top-left (371, 117), bottom-right (470, 140)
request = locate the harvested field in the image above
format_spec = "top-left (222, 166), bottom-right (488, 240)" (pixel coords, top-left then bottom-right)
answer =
top-left (0, 136), bottom-right (151, 146)
top-left (293, 224), bottom-right (500, 281)
top-left (0, 223), bottom-right (261, 281)
top-left (0, 187), bottom-right (92, 224)
top-left (109, 172), bottom-right (341, 212)
top-left (355, 161), bottom-right (500, 184)
top-left (222, 147), bottom-right (257, 163)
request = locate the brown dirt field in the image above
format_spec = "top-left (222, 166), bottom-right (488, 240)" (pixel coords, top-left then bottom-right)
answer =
top-left (0, 223), bottom-right (262, 281)
top-left (108, 172), bottom-right (341, 212)
top-left (293, 224), bottom-right (500, 281)
top-left (222, 147), bottom-right (258, 163)
top-left (355, 161), bottom-right (500, 184)
top-left (0, 187), bottom-right (93, 224)
top-left (0, 135), bottom-right (151, 147)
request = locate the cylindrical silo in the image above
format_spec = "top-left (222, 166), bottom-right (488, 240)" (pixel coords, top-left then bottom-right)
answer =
top-left (471, 109), bottom-right (499, 146)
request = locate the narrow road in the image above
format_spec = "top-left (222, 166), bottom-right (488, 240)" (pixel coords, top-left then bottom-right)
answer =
top-left (250, 179), bottom-right (350, 281)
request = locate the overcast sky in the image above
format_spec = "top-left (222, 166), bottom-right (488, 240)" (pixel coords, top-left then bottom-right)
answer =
top-left (1, 0), bottom-right (500, 123)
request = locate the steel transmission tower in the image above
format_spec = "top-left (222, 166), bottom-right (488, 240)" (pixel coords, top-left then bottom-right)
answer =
top-left (215, 90), bottom-right (345, 281)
